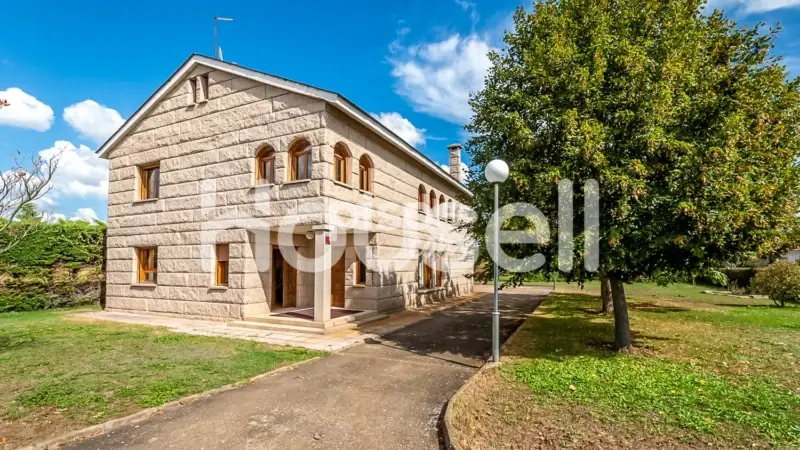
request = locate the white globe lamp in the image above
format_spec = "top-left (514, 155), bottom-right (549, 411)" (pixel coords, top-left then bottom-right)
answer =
top-left (485, 159), bottom-right (509, 184)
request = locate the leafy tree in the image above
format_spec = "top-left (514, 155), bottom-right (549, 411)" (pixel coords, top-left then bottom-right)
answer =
top-left (465, 0), bottom-right (800, 350)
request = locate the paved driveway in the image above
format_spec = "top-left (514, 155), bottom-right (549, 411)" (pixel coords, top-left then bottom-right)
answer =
top-left (65, 287), bottom-right (547, 450)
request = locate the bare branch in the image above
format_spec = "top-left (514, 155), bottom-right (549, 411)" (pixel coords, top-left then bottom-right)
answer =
top-left (0, 150), bottom-right (61, 253)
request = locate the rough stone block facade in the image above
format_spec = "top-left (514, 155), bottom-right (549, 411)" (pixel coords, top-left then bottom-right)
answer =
top-left (101, 56), bottom-right (474, 321)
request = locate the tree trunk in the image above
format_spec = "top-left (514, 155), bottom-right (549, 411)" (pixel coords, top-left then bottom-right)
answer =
top-left (610, 277), bottom-right (632, 352)
top-left (600, 275), bottom-right (613, 315)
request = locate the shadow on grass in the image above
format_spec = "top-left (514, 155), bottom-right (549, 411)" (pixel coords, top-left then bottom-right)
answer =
top-left (503, 293), bottom-right (678, 360)
top-left (628, 302), bottom-right (691, 313)
top-left (713, 303), bottom-right (778, 309)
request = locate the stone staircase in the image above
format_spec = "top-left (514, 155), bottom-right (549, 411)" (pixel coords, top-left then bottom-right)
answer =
top-left (228, 310), bottom-right (388, 335)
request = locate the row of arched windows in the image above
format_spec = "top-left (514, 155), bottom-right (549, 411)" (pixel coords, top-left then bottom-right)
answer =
top-left (418, 185), bottom-right (457, 223)
top-left (255, 139), bottom-right (373, 192)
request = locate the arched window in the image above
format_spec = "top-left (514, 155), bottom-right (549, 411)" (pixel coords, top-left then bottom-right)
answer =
top-left (418, 185), bottom-right (427, 213)
top-left (358, 155), bottom-right (373, 192)
top-left (333, 143), bottom-right (350, 184)
top-left (429, 190), bottom-right (437, 219)
top-left (447, 199), bottom-right (454, 223)
top-left (439, 195), bottom-right (445, 221)
top-left (289, 139), bottom-right (313, 181)
top-left (454, 203), bottom-right (460, 224)
top-left (255, 145), bottom-right (275, 184)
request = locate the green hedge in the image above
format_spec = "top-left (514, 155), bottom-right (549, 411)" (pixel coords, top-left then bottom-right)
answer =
top-left (0, 218), bottom-right (105, 312)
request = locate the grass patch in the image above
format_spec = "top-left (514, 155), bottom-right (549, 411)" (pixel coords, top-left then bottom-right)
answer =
top-left (0, 307), bottom-right (323, 446)
top-left (453, 283), bottom-right (800, 448)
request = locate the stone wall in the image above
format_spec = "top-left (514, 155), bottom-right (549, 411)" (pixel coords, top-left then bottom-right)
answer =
top-left (322, 106), bottom-right (474, 312)
top-left (104, 62), bottom-right (474, 320)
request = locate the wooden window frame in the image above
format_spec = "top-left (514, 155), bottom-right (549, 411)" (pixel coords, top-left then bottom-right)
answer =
top-left (139, 163), bottom-right (160, 201)
top-left (256, 147), bottom-right (276, 184)
top-left (418, 186), bottom-right (427, 214)
top-left (358, 156), bottom-right (372, 192)
top-left (290, 142), bottom-right (313, 181)
top-left (216, 244), bottom-right (229, 287)
top-left (418, 252), bottom-right (425, 288)
top-left (436, 254), bottom-right (444, 287)
top-left (136, 247), bottom-right (158, 284)
top-left (356, 257), bottom-right (367, 286)
top-left (333, 144), bottom-right (349, 184)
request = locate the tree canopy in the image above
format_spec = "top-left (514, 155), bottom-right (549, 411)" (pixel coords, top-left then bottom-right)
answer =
top-left (467, 0), bottom-right (800, 284)
top-left (465, 0), bottom-right (800, 349)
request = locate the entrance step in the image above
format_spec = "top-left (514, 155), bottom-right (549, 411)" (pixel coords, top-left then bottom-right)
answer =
top-left (231, 310), bottom-right (388, 335)
top-left (229, 321), bottom-right (327, 335)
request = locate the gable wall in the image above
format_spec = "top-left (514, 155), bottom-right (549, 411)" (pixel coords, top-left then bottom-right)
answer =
top-left (104, 65), bottom-right (328, 319)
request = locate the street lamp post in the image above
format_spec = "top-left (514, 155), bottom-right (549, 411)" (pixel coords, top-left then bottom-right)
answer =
top-left (485, 159), bottom-right (509, 364)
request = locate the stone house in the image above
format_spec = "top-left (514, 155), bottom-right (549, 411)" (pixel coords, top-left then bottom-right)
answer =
top-left (97, 54), bottom-right (475, 333)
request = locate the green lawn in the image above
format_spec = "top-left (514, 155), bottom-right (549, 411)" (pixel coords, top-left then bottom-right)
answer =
top-left (0, 306), bottom-right (323, 447)
top-left (451, 283), bottom-right (800, 449)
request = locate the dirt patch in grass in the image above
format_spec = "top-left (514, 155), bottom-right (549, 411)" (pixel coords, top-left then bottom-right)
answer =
top-left (0, 307), bottom-right (323, 448)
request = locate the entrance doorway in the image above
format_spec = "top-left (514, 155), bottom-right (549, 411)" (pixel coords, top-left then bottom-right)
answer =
top-left (272, 248), bottom-right (296, 308)
top-left (331, 255), bottom-right (345, 308)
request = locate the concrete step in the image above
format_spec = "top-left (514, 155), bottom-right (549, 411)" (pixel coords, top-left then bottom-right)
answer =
top-left (228, 321), bottom-right (327, 335)
top-left (231, 311), bottom-right (390, 335)
top-left (243, 314), bottom-right (326, 328)
top-left (243, 310), bottom-right (380, 329)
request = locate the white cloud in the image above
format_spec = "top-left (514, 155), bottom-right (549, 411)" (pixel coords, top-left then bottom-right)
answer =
top-left (0, 87), bottom-right (54, 131)
top-left (63, 100), bottom-right (124, 144)
top-left (43, 212), bottom-right (67, 223)
top-left (389, 34), bottom-right (496, 124)
top-left (38, 140), bottom-right (109, 204)
top-left (72, 207), bottom-right (99, 222)
top-left (42, 208), bottom-right (100, 223)
top-left (371, 112), bottom-right (427, 147)
top-left (706, 0), bottom-right (800, 13)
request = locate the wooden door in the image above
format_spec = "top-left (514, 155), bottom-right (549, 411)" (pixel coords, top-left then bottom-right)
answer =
top-left (331, 256), bottom-right (346, 308)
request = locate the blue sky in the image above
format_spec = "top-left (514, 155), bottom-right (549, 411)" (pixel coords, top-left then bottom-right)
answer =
top-left (1, 0), bottom-right (799, 221)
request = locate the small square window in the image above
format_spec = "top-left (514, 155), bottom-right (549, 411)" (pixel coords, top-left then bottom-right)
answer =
top-left (216, 244), bottom-right (229, 286)
top-left (136, 247), bottom-right (158, 284)
top-left (356, 257), bottom-right (367, 285)
top-left (139, 163), bottom-right (160, 200)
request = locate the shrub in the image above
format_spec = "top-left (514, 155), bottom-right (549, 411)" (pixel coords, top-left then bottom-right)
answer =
top-left (0, 218), bottom-right (105, 312)
top-left (750, 261), bottom-right (800, 307)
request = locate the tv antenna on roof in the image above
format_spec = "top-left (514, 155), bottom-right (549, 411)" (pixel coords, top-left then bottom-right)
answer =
top-left (213, 16), bottom-right (234, 60)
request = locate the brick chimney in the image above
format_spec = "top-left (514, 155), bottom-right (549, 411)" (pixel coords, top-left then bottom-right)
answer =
top-left (447, 143), bottom-right (463, 183)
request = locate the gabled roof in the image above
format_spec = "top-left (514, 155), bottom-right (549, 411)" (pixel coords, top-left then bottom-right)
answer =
top-left (97, 54), bottom-right (471, 196)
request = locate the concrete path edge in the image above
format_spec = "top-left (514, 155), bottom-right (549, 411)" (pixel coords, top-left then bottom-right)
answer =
top-left (20, 357), bottom-right (322, 450)
top-left (442, 292), bottom-right (547, 450)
